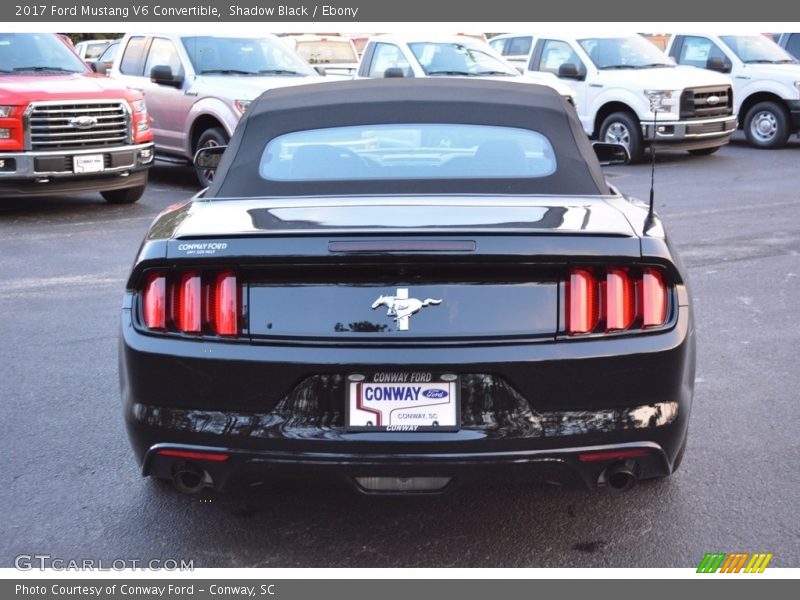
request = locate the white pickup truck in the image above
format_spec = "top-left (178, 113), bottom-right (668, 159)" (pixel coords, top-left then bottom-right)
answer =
top-left (666, 33), bottom-right (800, 148)
top-left (493, 33), bottom-right (737, 161)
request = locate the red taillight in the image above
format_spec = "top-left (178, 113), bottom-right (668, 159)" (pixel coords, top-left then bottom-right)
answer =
top-left (213, 273), bottom-right (239, 336)
top-left (566, 266), bottom-right (669, 335)
top-left (566, 268), bottom-right (598, 334)
top-left (143, 275), bottom-right (166, 330)
top-left (156, 449), bottom-right (230, 462)
top-left (605, 268), bottom-right (635, 331)
top-left (578, 448), bottom-right (652, 462)
top-left (642, 268), bottom-right (667, 328)
top-left (176, 273), bottom-right (201, 333)
top-left (140, 270), bottom-right (241, 337)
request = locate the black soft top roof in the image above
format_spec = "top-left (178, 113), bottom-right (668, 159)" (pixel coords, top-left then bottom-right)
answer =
top-left (207, 78), bottom-right (609, 198)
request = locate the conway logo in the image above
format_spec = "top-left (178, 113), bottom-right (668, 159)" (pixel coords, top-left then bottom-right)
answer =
top-left (696, 552), bottom-right (773, 573)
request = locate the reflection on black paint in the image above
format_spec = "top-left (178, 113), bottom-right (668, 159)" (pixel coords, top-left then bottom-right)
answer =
top-left (334, 321), bottom-right (390, 333)
top-left (147, 201), bottom-right (192, 240)
top-left (247, 205), bottom-right (569, 231)
top-left (133, 374), bottom-right (677, 441)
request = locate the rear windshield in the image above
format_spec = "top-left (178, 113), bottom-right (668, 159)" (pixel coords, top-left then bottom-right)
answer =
top-left (259, 123), bottom-right (557, 181)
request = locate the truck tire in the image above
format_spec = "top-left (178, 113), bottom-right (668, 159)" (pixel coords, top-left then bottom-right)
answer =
top-left (743, 101), bottom-right (790, 149)
top-left (194, 127), bottom-right (229, 187)
top-left (600, 112), bottom-right (644, 163)
top-left (687, 146), bottom-right (721, 156)
top-left (101, 179), bottom-right (146, 204)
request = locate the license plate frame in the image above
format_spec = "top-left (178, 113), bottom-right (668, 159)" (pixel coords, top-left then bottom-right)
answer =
top-left (346, 372), bottom-right (460, 432)
top-left (73, 154), bottom-right (105, 174)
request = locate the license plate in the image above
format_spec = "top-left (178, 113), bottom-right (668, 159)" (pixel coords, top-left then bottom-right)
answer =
top-left (346, 372), bottom-right (460, 432)
top-left (73, 154), bottom-right (104, 174)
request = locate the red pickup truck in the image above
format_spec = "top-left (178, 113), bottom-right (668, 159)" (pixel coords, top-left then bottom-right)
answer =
top-left (0, 33), bottom-right (154, 203)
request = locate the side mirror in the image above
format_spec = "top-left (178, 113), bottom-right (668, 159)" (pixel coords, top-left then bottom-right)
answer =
top-left (89, 62), bottom-right (98, 73)
top-left (593, 142), bottom-right (630, 166)
top-left (193, 145), bottom-right (227, 171)
top-left (313, 65), bottom-right (327, 76)
top-left (706, 56), bottom-right (731, 73)
top-left (383, 67), bottom-right (406, 78)
top-left (558, 63), bottom-right (583, 80)
top-left (150, 65), bottom-right (183, 87)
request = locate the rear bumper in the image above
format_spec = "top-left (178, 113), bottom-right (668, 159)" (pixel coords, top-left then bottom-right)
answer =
top-left (0, 142), bottom-right (153, 196)
top-left (641, 115), bottom-right (737, 150)
top-left (121, 301), bottom-right (695, 492)
top-left (143, 440), bottom-right (673, 493)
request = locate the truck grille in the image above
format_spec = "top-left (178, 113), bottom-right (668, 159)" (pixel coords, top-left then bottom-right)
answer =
top-left (685, 121), bottom-right (731, 135)
top-left (27, 101), bottom-right (130, 151)
top-left (679, 86), bottom-right (733, 119)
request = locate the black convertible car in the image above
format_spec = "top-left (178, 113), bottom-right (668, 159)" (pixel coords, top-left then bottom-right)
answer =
top-left (120, 79), bottom-right (694, 495)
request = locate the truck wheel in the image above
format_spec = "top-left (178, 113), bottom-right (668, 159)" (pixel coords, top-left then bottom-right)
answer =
top-left (744, 101), bottom-right (790, 149)
top-left (194, 127), bottom-right (229, 187)
top-left (687, 146), bottom-right (721, 156)
top-left (101, 181), bottom-right (146, 204)
top-left (600, 112), bottom-right (644, 163)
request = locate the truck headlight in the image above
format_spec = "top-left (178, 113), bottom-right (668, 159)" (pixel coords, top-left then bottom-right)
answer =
top-left (794, 81), bottom-right (800, 96)
top-left (131, 99), bottom-right (148, 114)
top-left (234, 99), bottom-right (252, 114)
top-left (0, 106), bottom-right (15, 118)
top-left (0, 128), bottom-right (11, 139)
top-left (644, 90), bottom-right (673, 113)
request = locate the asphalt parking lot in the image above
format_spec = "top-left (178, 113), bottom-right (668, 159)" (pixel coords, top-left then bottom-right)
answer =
top-left (1, 134), bottom-right (798, 568)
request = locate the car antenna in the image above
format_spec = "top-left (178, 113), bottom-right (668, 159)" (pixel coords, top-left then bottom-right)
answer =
top-left (643, 92), bottom-right (663, 234)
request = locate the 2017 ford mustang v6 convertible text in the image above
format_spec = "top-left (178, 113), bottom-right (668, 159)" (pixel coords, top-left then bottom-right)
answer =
top-left (120, 79), bottom-right (695, 495)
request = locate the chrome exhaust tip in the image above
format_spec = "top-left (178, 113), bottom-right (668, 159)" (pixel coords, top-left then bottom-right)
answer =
top-left (603, 462), bottom-right (637, 492)
top-left (172, 463), bottom-right (208, 494)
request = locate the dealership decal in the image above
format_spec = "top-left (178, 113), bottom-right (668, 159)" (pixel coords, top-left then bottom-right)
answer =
top-left (176, 242), bottom-right (227, 255)
top-left (371, 372), bottom-right (432, 383)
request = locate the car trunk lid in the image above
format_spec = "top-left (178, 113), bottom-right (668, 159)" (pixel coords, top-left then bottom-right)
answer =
top-left (170, 195), bottom-right (638, 238)
top-left (159, 196), bottom-right (640, 342)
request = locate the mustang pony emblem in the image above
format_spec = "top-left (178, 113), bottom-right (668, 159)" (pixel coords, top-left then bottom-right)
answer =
top-left (371, 288), bottom-right (442, 331)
